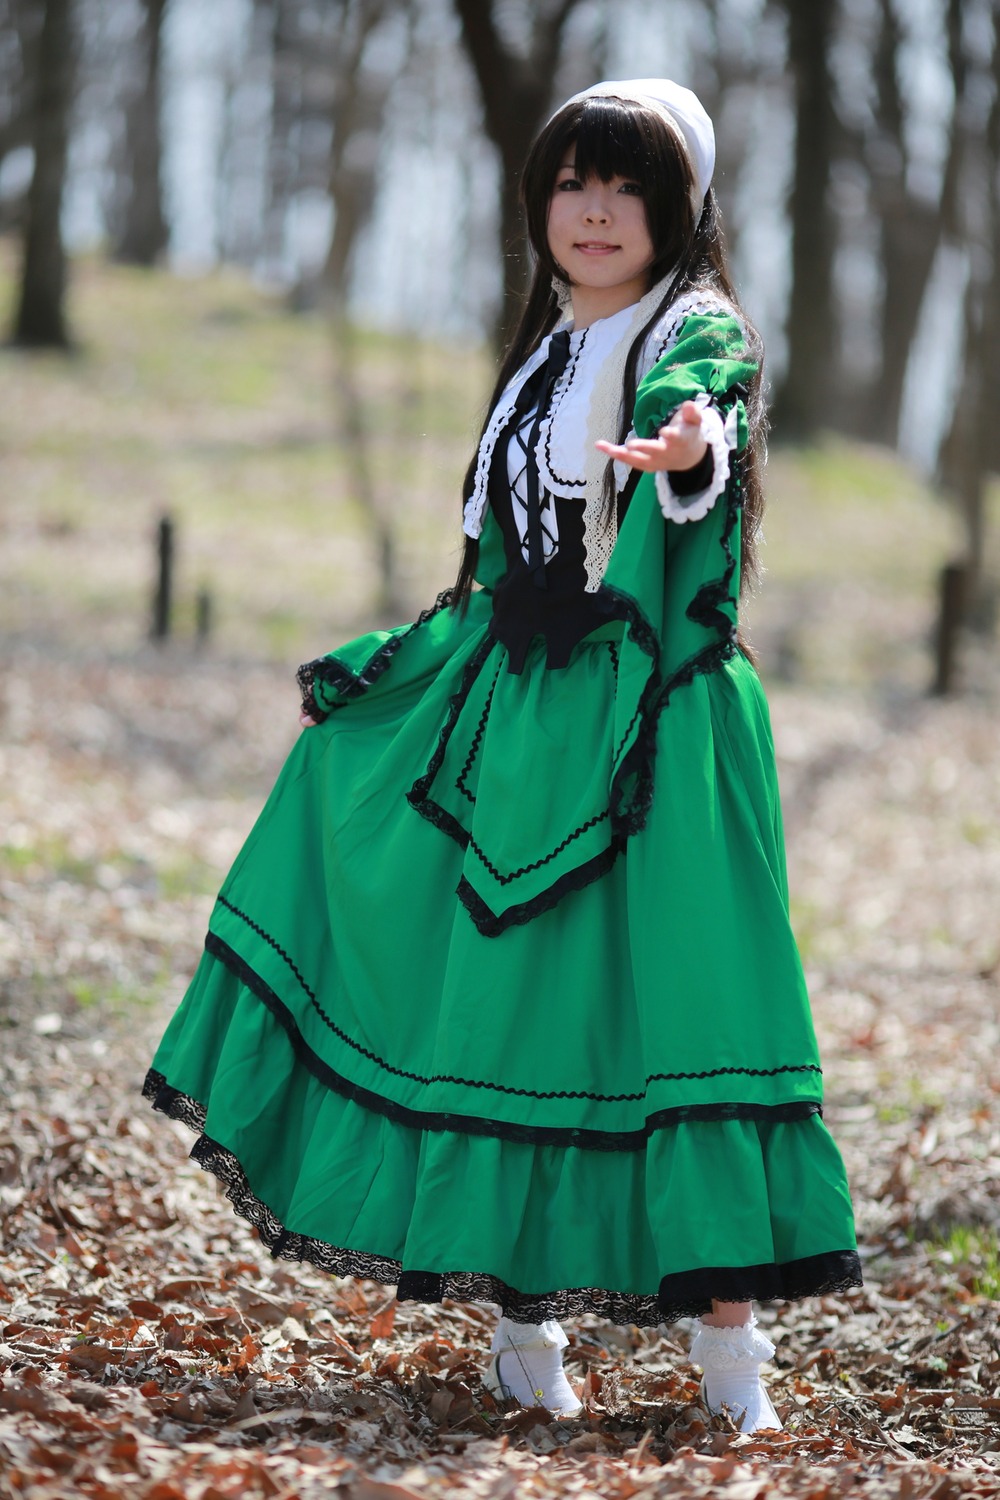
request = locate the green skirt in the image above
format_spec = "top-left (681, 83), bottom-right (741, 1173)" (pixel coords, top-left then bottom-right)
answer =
top-left (144, 594), bottom-right (861, 1324)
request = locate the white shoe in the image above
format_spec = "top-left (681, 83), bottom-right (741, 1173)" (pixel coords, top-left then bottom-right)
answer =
top-left (482, 1316), bottom-right (582, 1417)
top-left (690, 1317), bottom-right (783, 1433)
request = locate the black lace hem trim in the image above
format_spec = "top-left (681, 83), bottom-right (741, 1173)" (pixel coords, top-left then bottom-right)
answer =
top-left (203, 929), bottom-right (822, 1137)
top-left (139, 1076), bottom-right (863, 1325)
top-left (405, 403), bottom-right (744, 935)
top-left (297, 589), bottom-right (455, 724)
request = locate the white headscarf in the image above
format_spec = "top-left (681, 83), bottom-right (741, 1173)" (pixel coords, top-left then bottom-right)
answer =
top-left (556, 78), bottom-right (715, 220)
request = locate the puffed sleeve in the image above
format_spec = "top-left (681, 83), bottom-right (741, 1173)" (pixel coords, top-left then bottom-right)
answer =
top-left (632, 310), bottom-right (757, 525)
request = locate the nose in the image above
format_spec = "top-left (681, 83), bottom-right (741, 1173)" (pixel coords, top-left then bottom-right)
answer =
top-left (582, 185), bottom-right (612, 223)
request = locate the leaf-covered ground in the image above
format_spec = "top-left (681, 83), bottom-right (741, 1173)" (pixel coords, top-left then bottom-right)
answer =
top-left (2, 637), bottom-right (1000, 1500)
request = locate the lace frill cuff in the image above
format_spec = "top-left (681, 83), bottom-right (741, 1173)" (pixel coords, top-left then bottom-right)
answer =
top-left (689, 1316), bottom-right (776, 1372)
top-left (655, 395), bottom-right (739, 524)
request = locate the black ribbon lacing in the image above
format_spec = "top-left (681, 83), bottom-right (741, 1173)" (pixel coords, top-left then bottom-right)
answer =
top-left (512, 328), bottom-right (572, 590)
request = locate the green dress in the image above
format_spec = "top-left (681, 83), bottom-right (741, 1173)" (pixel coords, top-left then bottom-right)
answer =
top-left (143, 299), bottom-right (861, 1324)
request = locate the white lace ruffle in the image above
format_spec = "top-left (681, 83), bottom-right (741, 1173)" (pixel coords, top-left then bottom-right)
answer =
top-left (640, 288), bottom-right (733, 367)
top-left (462, 339), bottom-right (554, 543)
top-left (654, 395), bottom-right (738, 524)
top-left (689, 1316), bottom-right (776, 1373)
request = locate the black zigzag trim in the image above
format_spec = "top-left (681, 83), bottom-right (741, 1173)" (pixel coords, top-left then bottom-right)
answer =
top-left (152, 940), bottom-right (824, 1150)
top-left (139, 1074), bottom-right (863, 1325)
top-left (297, 589), bottom-right (454, 724)
top-left (539, 325), bottom-right (588, 490)
top-left (466, 809), bottom-right (611, 887)
top-left (203, 923), bottom-right (822, 1118)
top-left (455, 661), bottom-right (502, 806)
top-left (406, 633), bottom-right (498, 814)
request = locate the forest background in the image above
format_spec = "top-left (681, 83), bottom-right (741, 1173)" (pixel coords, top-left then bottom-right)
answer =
top-left (2, 1), bottom-right (1000, 1498)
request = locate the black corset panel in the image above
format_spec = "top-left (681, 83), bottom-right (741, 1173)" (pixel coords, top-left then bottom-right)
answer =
top-left (488, 424), bottom-right (623, 673)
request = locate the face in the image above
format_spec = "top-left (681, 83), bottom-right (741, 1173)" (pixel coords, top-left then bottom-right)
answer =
top-left (546, 149), bottom-right (655, 324)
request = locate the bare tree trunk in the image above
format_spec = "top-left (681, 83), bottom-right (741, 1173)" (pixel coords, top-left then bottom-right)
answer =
top-left (856, 0), bottom-right (946, 446)
top-left (329, 310), bottom-right (402, 616)
top-left (935, 1), bottom-right (999, 670)
top-left (114, 0), bottom-right (169, 265)
top-left (11, 0), bottom-right (75, 348)
top-left (0, 0), bottom-right (38, 205)
top-left (772, 0), bottom-right (836, 439)
top-left (259, 0), bottom-right (300, 276)
top-left (323, 0), bottom-right (407, 618)
top-left (451, 0), bottom-right (585, 350)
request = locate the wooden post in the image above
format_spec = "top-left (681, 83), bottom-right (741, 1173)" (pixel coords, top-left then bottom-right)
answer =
top-left (195, 587), bottom-right (212, 649)
top-left (932, 561), bottom-right (967, 696)
top-left (151, 515), bottom-right (174, 641)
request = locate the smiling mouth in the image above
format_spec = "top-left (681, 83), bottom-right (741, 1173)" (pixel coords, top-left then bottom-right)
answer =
top-left (574, 242), bottom-right (619, 252)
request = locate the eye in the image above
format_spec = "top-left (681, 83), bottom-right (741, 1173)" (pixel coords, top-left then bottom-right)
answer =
top-left (555, 175), bottom-right (582, 192)
top-left (619, 180), bottom-right (644, 196)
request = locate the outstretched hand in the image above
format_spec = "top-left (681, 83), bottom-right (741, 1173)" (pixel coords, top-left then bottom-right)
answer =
top-left (595, 399), bottom-right (707, 472)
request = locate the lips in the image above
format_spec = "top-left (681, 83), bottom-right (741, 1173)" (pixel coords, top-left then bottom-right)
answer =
top-left (574, 242), bottom-right (619, 253)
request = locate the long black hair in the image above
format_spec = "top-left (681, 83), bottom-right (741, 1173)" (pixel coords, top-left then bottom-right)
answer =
top-left (453, 94), bottom-right (767, 611)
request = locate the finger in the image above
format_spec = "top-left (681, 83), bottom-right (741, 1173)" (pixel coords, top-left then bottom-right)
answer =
top-left (299, 714), bottom-right (317, 727)
top-left (660, 407), bottom-right (702, 436)
top-left (595, 440), bottom-right (658, 466)
top-left (596, 437), bottom-right (668, 458)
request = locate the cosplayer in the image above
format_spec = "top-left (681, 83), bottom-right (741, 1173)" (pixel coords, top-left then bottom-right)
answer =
top-left (143, 78), bottom-right (862, 1432)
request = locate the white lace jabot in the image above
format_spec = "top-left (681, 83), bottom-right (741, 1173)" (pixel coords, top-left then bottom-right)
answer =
top-left (463, 286), bottom-right (734, 592)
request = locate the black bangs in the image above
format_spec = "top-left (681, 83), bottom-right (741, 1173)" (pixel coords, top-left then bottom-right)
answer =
top-left (571, 99), bottom-right (666, 188)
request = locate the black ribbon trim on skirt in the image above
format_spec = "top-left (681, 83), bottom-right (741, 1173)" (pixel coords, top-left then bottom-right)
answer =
top-left (198, 932), bottom-right (823, 1149)
top-left (405, 433), bottom-right (746, 936)
top-left (139, 1070), bottom-right (863, 1326)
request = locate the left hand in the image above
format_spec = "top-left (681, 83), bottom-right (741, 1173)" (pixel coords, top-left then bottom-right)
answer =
top-left (595, 399), bottom-right (707, 472)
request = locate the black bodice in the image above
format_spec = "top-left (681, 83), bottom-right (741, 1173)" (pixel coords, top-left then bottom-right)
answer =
top-left (488, 434), bottom-right (622, 673)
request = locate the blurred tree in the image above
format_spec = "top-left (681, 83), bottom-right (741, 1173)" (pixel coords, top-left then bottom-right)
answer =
top-left (322, 0), bottom-right (408, 615)
top-left (0, 0), bottom-right (38, 230)
top-left (937, 0), bottom-right (999, 623)
top-left (112, 0), bottom-right (170, 265)
top-left (451, 0), bottom-right (588, 349)
top-left (10, 0), bottom-right (76, 348)
top-left (694, 0), bottom-right (786, 270)
top-left (858, 0), bottom-right (943, 445)
top-left (839, 0), bottom-right (963, 449)
top-left (257, 0), bottom-right (301, 277)
top-left (773, 0), bottom-right (836, 439)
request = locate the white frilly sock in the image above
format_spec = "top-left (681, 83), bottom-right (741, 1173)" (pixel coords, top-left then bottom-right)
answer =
top-left (690, 1317), bottom-right (783, 1433)
top-left (483, 1316), bottom-right (582, 1416)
